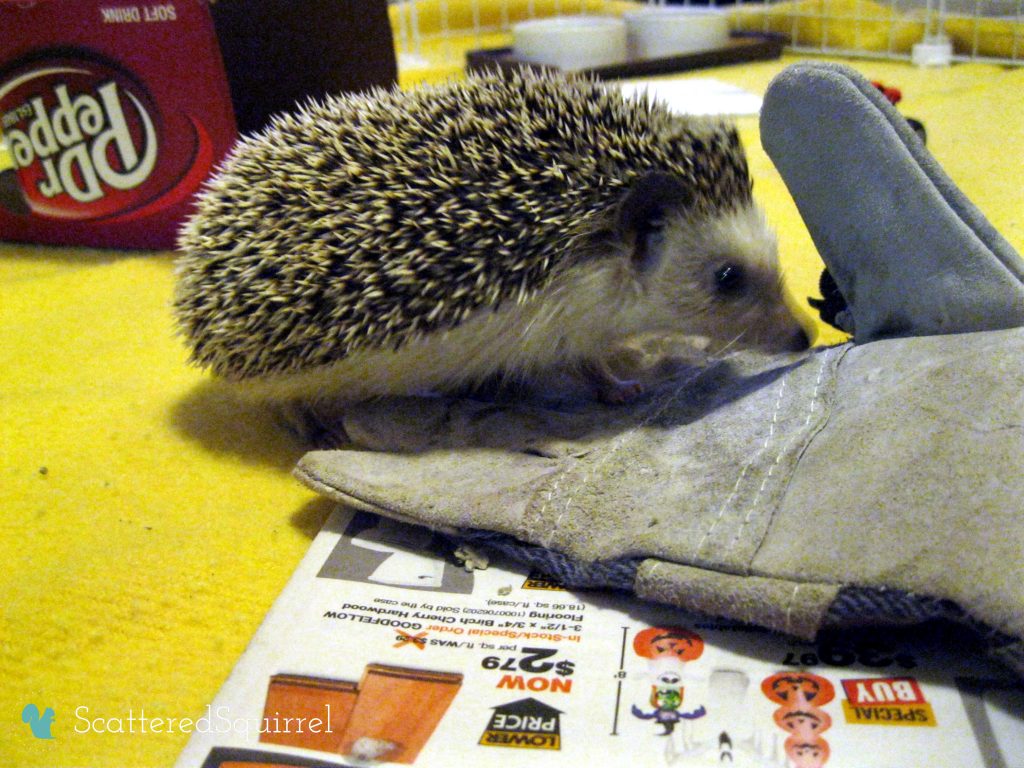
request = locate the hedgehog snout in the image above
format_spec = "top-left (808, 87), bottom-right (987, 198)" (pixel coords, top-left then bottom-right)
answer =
top-left (745, 303), bottom-right (812, 354)
top-left (789, 327), bottom-right (812, 351)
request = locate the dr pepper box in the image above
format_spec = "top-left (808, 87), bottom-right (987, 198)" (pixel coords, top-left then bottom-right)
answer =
top-left (0, 0), bottom-right (397, 249)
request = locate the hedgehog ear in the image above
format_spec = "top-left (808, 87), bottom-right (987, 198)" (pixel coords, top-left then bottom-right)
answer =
top-left (616, 172), bottom-right (692, 273)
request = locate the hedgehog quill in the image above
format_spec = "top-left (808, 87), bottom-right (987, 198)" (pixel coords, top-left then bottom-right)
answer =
top-left (175, 69), bottom-right (808, 405)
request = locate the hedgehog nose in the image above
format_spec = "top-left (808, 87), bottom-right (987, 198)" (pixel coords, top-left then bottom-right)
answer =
top-left (789, 328), bottom-right (811, 352)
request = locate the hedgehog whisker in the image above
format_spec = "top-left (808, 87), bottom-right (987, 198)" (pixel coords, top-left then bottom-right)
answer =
top-left (712, 327), bottom-right (751, 358)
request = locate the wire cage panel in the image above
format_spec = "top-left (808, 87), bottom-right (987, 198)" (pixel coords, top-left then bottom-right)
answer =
top-left (388, 0), bottom-right (1024, 69)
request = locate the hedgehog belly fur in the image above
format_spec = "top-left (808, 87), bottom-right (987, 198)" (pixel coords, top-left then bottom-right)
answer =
top-left (234, 256), bottom-right (646, 404)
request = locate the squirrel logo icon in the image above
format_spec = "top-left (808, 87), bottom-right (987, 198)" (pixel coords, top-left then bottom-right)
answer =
top-left (22, 704), bottom-right (55, 739)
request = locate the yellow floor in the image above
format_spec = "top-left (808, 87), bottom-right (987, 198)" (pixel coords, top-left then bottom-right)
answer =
top-left (2, 54), bottom-right (1022, 767)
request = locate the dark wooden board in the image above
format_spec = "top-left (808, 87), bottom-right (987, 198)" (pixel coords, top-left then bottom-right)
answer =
top-left (466, 32), bottom-right (787, 80)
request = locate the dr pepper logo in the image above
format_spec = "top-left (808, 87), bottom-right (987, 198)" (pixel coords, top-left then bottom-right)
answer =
top-left (1, 53), bottom-right (212, 221)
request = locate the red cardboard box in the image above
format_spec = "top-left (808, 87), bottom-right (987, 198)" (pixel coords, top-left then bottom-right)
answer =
top-left (0, 0), bottom-right (396, 250)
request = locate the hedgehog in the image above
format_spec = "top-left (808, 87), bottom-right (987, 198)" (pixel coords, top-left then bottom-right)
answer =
top-left (174, 68), bottom-right (808, 406)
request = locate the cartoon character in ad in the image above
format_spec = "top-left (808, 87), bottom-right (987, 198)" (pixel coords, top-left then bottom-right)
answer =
top-left (631, 627), bottom-right (708, 736)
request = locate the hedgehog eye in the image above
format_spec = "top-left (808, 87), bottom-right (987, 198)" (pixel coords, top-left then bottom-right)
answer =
top-left (714, 264), bottom-right (746, 295)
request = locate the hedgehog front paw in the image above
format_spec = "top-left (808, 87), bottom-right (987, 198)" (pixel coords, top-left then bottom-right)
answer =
top-left (600, 378), bottom-right (645, 405)
top-left (583, 359), bottom-right (646, 405)
top-left (271, 401), bottom-right (349, 448)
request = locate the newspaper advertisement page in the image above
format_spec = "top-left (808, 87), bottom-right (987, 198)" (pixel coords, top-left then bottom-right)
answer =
top-left (176, 507), bottom-right (1024, 768)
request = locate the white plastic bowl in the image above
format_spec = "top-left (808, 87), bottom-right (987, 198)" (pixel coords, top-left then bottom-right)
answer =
top-left (513, 15), bottom-right (628, 71)
top-left (623, 7), bottom-right (730, 60)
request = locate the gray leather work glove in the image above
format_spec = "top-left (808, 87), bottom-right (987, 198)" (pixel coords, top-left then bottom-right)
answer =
top-left (295, 63), bottom-right (1024, 676)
